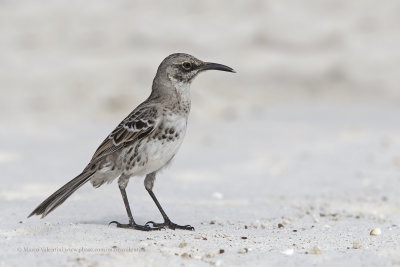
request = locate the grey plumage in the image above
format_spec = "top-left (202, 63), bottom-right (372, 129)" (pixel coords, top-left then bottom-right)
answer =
top-left (29, 53), bottom-right (235, 230)
top-left (28, 171), bottom-right (94, 218)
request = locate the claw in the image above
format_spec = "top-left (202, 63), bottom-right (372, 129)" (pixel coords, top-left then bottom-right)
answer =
top-left (145, 221), bottom-right (167, 230)
top-left (109, 221), bottom-right (120, 226)
top-left (183, 225), bottom-right (195, 231)
top-left (143, 220), bottom-right (194, 231)
top-left (108, 220), bottom-right (161, 231)
top-left (174, 224), bottom-right (195, 231)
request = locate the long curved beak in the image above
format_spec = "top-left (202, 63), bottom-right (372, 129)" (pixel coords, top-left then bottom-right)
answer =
top-left (200, 62), bottom-right (236, 73)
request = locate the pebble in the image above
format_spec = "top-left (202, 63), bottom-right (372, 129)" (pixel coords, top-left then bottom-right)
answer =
top-left (251, 220), bottom-right (261, 228)
top-left (278, 223), bottom-right (284, 229)
top-left (194, 234), bottom-right (202, 239)
top-left (181, 253), bottom-right (190, 259)
top-left (370, 228), bottom-right (382, 236)
top-left (192, 254), bottom-right (202, 260)
top-left (219, 249), bottom-right (225, 254)
top-left (178, 242), bottom-right (187, 248)
top-left (331, 213), bottom-right (341, 221)
top-left (353, 241), bottom-right (362, 249)
top-left (238, 248), bottom-right (249, 254)
top-left (206, 252), bottom-right (216, 258)
top-left (310, 246), bottom-right (322, 254)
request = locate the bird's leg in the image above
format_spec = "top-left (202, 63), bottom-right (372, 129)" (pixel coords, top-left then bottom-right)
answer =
top-left (109, 176), bottom-right (162, 231)
top-left (144, 173), bottom-right (194, 231)
top-left (145, 189), bottom-right (195, 230)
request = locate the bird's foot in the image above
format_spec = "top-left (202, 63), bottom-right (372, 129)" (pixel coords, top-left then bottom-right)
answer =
top-left (145, 220), bottom-right (194, 231)
top-left (109, 221), bottom-right (163, 231)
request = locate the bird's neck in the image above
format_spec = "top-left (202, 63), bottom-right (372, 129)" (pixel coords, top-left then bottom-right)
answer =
top-left (170, 77), bottom-right (191, 114)
top-left (150, 75), bottom-right (191, 115)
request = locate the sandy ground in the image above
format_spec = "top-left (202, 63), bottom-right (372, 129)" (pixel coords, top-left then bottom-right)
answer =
top-left (1, 0), bottom-right (400, 266)
top-left (1, 102), bottom-right (400, 266)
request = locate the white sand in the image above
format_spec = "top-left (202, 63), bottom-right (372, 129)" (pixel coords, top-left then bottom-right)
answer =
top-left (1, 0), bottom-right (400, 266)
top-left (2, 103), bottom-right (400, 266)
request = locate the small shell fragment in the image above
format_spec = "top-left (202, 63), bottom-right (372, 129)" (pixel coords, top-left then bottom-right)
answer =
top-left (370, 228), bottom-right (382, 236)
top-left (212, 192), bottom-right (223, 200)
top-left (205, 252), bottom-right (215, 258)
top-left (181, 253), bottom-right (190, 259)
top-left (194, 234), bottom-right (202, 239)
top-left (281, 248), bottom-right (294, 255)
top-left (192, 254), bottom-right (202, 260)
top-left (310, 246), bottom-right (322, 254)
top-left (312, 215), bottom-right (320, 223)
top-left (238, 248), bottom-right (249, 254)
top-left (214, 260), bottom-right (222, 267)
top-left (353, 241), bottom-right (362, 249)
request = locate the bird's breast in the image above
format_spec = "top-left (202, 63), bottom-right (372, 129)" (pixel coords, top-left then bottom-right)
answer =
top-left (130, 113), bottom-right (188, 175)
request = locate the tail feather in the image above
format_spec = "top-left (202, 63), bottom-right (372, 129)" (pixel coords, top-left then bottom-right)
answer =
top-left (28, 171), bottom-right (94, 218)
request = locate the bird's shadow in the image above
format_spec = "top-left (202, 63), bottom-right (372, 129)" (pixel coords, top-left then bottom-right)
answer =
top-left (76, 215), bottom-right (161, 227)
top-left (76, 216), bottom-right (123, 226)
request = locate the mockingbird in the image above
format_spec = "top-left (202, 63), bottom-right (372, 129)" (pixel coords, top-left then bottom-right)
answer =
top-left (28, 53), bottom-right (235, 231)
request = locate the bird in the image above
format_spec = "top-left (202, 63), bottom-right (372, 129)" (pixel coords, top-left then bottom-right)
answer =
top-left (28, 53), bottom-right (235, 231)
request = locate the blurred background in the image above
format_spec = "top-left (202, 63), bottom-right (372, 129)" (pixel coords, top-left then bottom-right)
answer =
top-left (2, 2), bottom-right (400, 265)
top-left (1, 0), bottom-right (400, 126)
top-left (1, 0), bottom-right (400, 209)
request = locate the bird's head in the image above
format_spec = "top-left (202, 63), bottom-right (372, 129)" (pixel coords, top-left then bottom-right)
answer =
top-left (157, 53), bottom-right (235, 85)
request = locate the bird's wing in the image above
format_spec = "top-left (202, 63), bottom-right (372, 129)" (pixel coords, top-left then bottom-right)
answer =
top-left (89, 104), bottom-right (161, 164)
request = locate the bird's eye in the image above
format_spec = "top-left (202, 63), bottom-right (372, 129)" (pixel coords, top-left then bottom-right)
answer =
top-left (182, 62), bottom-right (192, 70)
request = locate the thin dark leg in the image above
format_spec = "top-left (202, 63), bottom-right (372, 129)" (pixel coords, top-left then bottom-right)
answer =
top-left (119, 187), bottom-right (135, 224)
top-left (145, 189), bottom-right (194, 231)
top-left (109, 187), bottom-right (162, 231)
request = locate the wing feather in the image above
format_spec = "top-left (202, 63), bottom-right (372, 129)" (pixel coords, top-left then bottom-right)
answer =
top-left (89, 105), bottom-right (160, 163)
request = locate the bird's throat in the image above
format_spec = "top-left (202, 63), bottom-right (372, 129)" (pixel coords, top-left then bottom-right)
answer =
top-left (168, 75), bottom-right (191, 114)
